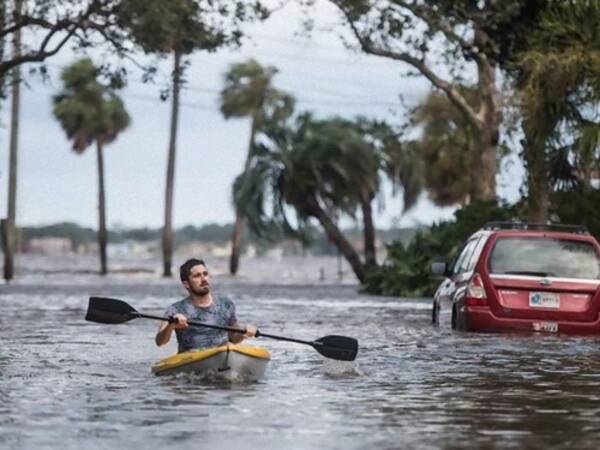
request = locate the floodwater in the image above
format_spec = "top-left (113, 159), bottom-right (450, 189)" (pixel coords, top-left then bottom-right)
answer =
top-left (2, 255), bottom-right (600, 449)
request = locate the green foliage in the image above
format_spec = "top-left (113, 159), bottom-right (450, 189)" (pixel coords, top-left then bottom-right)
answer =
top-left (330, 0), bottom-right (535, 203)
top-left (21, 223), bottom-right (235, 247)
top-left (220, 58), bottom-right (294, 125)
top-left (118, 0), bottom-right (269, 55)
top-left (363, 201), bottom-right (519, 297)
top-left (518, 0), bottom-right (600, 144)
top-left (409, 87), bottom-right (479, 206)
top-left (235, 113), bottom-right (420, 240)
top-left (228, 108), bottom-right (426, 282)
top-left (293, 117), bottom-right (380, 214)
top-left (353, 118), bottom-right (423, 211)
top-left (0, 1), bottom-right (130, 81)
top-left (175, 224), bottom-right (234, 243)
top-left (514, 0), bottom-right (600, 218)
top-left (551, 188), bottom-right (600, 239)
top-left (52, 58), bottom-right (130, 152)
top-left (0, 0), bottom-right (6, 100)
top-left (485, 0), bottom-right (549, 65)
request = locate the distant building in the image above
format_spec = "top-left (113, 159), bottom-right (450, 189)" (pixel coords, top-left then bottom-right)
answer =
top-left (26, 237), bottom-right (72, 254)
top-left (107, 240), bottom-right (157, 257)
top-left (77, 242), bottom-right (98, 254)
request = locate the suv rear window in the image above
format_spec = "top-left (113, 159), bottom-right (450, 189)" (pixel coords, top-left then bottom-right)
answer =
top-left (488, 237), bottom-right (600, 279)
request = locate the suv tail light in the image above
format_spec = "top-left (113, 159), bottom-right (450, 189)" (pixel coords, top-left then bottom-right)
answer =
top-left (465, 273), bottom-right (488, 306)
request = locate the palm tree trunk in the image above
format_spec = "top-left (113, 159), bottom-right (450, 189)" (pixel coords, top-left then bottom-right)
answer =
top-left (523, 130), bottom-right (550, 223)
top-left (229, 114), bottom-right (258, 275)
top-left (361, 196), bottom-right (376, 267)
top-left (306, 196), bottom-right (366, 283)
top-left (3, 0), bottom-right (22, 282)
top-left (96, 141), bottom-right (108, 275)
top-left (162, 50), bottom-right (182, 277)
top-left (521, 95), bottom-right (558, 223)
top-left (229, 213), bottom-right (244, 275)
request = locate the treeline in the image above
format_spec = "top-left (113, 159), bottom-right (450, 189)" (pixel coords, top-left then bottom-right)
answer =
top-left (19, 222), bottom-right (419, 256)
top-left (20, 222), bottom-right (235, 248)
top-left (2, 1), bottom-right (599, 290)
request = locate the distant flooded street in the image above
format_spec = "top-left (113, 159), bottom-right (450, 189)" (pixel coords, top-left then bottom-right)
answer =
top-left (2, 255), bottom-right (600, 449)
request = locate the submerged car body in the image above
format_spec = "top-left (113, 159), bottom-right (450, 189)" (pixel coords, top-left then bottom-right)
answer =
top-left (431, 222), bottom-right (600, 334)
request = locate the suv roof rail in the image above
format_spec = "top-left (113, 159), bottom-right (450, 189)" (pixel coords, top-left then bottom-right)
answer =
top-left (483, 221), bottom-right (589, 234)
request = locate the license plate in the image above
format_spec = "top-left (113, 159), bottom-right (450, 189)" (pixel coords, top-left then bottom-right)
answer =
top-left (532, 321), bottom-right (558, 333)
top-left (529, 292), bottom-right (560, 308)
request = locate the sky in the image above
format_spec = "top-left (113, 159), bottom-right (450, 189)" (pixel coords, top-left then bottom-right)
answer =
top-left (0, 0), bottom-right (523, 230)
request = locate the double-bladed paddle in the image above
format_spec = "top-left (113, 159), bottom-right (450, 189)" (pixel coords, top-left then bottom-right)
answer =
top-left (85, 296), bottom-right (359, 361)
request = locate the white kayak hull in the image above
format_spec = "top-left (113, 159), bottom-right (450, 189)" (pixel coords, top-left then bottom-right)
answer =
top-left (151, 344), bottom-right (270, 381)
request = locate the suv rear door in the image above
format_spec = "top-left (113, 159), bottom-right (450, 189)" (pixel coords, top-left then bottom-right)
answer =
top-left (481, 234), bottom-right (600, 322)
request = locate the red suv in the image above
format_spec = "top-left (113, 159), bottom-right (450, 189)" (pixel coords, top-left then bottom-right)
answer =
top-left (431, 222), bottom-right (600, 334)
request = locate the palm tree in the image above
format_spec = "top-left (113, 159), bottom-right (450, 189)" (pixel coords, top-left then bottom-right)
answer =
top-left (118, 0), bottom-right (268, 277)
top-left (233, 114), bottom-right (421, 282)
top-left (53, 58), bottom-right (130, 275)
top-left (220, 58), bottom-right (294, 275)
top-left (118, 0), bottom-right (215, 277)
top-left (234, 115), bottom-right (368, 282)
top-left (516, 0), bottom-right (600, 222)
top-left (292, 118), bottom-right (382, 268)
top-left (353, 118), bottom-right (422, 265)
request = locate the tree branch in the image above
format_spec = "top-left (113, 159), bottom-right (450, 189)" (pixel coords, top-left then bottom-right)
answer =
top-left (1, 15), bottom-right (55, 38)
top-left (338, 4), bottom-right (482, 129)
top-left (0, 25), bottom-right (78, 75)
top-left (0, 0), bottom-right (123, 77)
top-left (397, 0), bottom-right (488, 67)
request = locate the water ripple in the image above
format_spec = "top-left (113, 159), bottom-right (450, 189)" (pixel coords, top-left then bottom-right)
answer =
top-left (2, 278), bottom-right (600, 449)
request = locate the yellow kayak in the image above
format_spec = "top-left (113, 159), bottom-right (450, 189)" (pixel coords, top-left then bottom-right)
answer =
top-left (151, 344), bottom-right (271, 380)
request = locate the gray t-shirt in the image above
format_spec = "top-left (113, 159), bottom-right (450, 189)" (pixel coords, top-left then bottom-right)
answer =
top-left (164, 294), bottom-right (238, 353)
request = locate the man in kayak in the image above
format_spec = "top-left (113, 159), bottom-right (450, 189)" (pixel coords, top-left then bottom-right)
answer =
top-left (155, 258), bottom-right (257, 352)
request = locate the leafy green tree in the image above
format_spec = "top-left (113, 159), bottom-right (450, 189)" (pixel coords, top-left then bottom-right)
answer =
top-left (0, 0), bottom-right (129, 82)
top-left (329, 0), bottom-right (537, 202)
top-left (233, 113), bottom-right (367, 281)
top-left (118, 0), bottom-right (269, 277)
top-left (53, 58), bottom-right (130, 275)
top-left (220, 58), bottom-right (294, 275)
top-left (515, 0), bottom-right (600, 221)
top-left (364, 201), bottom-right (518, 296)
top-left (304, 118), bottom-right (380, 269)
top-left (333, 118), bottom-right (422, 266)
top-left (234, 113), bottom-right (421, 282)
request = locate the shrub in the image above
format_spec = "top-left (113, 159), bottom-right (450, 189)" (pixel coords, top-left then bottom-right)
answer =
top-left (364, 201), bottom-right (518, 297)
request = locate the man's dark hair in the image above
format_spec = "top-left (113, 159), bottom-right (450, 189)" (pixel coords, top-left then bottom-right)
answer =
top-left (179, 258), bottom-right (206, 282)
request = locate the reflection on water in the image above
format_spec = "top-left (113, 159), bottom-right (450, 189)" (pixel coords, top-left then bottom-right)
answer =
top-left (2, 256), bottom-right (600, 448)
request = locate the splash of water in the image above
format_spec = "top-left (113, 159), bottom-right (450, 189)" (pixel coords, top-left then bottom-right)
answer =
top-left (321, 358), bottom-right (362, 378)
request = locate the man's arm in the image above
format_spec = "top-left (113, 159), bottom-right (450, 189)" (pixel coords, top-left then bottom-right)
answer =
top-left (155, 313), bottom-right (188, 346)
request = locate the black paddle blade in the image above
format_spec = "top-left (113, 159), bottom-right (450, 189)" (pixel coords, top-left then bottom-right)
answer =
top-left (85, 297), bottom-right (139, 324)
top-left (312, 335), bottom-right (359, 361)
